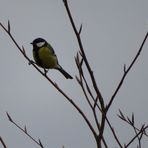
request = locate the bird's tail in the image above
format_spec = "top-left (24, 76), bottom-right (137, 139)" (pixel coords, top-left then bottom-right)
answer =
top-left (56, 65), bottom-right (73, 79)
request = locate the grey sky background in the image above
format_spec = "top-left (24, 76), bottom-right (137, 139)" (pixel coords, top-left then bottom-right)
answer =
top-left (0, 0), bottom-right (148, 147)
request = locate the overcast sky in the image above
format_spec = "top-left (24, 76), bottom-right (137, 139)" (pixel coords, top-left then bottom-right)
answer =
top-left (0, 0), bottom-right (148, 148)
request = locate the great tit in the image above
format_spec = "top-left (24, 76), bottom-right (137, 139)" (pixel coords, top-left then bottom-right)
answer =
top-left (31, 38), bottom-right (73, 79)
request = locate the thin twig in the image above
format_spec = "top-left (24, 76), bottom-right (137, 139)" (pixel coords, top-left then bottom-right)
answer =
top-left (0, 137), bottom-right (7, 148)
top-left (125, 125), bottom-right (148, 148)
top-left (63, 0), bottom-right (104, 110)
top-left (76, 75), bottom-right (93, 109)
top-left (105, 117), bottom-right (123, 148)
top-left (75, 54), bottom-right (93, 109)
top-left (6, 112), bottom-right (44, 148)
top-left (118, 111), bottom-right (148, 147)
top-left (133, 127), bottom-right (141, 148)
top-left (75, 52), bottom-right (109, 147)
top-left (63, 1), bottom-right (106, 147)
top-left (107, 32), bottom-right (148, 111)
top-left (118, 110), bottom-right (148, 137)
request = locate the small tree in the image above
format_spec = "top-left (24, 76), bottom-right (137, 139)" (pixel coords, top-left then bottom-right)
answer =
top-left (0, 0), bottom-right (148, 148)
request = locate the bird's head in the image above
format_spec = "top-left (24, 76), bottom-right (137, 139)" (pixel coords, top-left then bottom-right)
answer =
top-left (31, 38), bottom-right (47, 48)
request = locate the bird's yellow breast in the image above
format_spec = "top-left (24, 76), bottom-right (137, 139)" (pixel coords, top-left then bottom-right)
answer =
top-left (35, 47), bottom-right (58, 69)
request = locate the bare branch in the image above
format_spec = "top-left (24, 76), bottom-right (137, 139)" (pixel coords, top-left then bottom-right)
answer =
top-left (105, 117), bottom-right (123, 148)
top-left (125, 125), bottom-right (148, 148)
top-left (63, 2), bottom-right (107, 146)
top-left (107, 32), bottom-right (148, 111)
top-left (22, 46), bottom-right (26, 55)
top-left (6, 112), bottom-right (13, 122)
top-left (0, 137), bottom-right (7, 148)
top-left (132, 113), bottom-right (134, 125)
top-left (7, 20), bottom-right (10, 33)
top-left (124, 64), bottom-right (126, 73)
top-left (0, 21), bottom-right (98, 142)
top-left (38, 139), bottom-right (44, 148)
top-left (0, 1), bottom-right (147, 147)
top-left (118, 110), bottom-right (148, 137)
top-left (6, 112), bottom-right (44, 148)
top-left (118, 109), bottom-right (126, 121)
top-left (24, 125), bottom-right (27, 134)
top-left (63, 0), bottom-right (104, 110)
top-left (79, 24), bottom-right (82, 35)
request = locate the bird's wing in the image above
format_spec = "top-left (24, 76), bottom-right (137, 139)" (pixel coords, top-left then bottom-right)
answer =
top-left (47, 43), bottom-right (55, 55)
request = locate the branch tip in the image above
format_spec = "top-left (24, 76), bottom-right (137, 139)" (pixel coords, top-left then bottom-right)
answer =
top-left (24, 125), bottom-right (27, 133)
top-left (6, 112), bottom-right (13, 122)
top-left (63, 0), bottom-right (67, 4)
top-left (127, 116), bottom-right (133, 125)
top-left (124, 64), bottom-right (126, 73)
top-left (79, 51), bottom-right (83, 57)
top-left (38, 139), bottom-right (44, 148)
top-left (54, 82), bottom-right (59, 88)
top-left (75, 75), bottom-right (81, 84)
top-left (80, 58), bottom-right (84, 67)
top-left (7, 20), bottom-right (10, 33)
top-left (22, 46), bottom-right (26, 55)
top-left (132, 113), bottom-right (134, 125)
top-left (75, 52), bottom-right (80, 66)
top-left (79, 24), bottom-right (83, 35)
top-left (118, 109), bottom-right (125, 121)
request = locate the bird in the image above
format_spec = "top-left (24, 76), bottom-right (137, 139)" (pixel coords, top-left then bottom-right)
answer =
top-left (30, 38), bottom-right (73, 79)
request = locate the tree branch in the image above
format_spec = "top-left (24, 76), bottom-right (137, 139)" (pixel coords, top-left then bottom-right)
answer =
top-left (125, 125), bottom-right (148, 148)
top-left (6, 112), bottom-right (44, 148)
top-left (63, 0), bottom-right (104, 110)
top-left (106, 32), bottom-right (148, 111)
top-left (0, 137), bottom-right (7, 148)
top-left (0, 20), bottom-right (98, 143)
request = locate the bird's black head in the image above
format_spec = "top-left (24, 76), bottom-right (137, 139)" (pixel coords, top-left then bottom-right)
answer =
top-left (31, 38), bottom-right (47, 48)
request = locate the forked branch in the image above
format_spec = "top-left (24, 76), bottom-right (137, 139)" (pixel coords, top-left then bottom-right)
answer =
top-left (6, 112), bottom-right (44, 148)
top-left (107, 32), bottom-right (148, 111)
top-left (0, 20), bottom-right (97, 146)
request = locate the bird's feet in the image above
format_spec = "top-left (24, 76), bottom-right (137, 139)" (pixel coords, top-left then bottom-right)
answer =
top-left (43, 68), bottom-right (49, 75)
top-left (28, 60), bottom-right (35, 65)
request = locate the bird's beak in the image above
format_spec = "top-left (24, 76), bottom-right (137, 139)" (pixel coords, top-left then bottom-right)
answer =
top-left (30, 42), bottom-right (33, 45)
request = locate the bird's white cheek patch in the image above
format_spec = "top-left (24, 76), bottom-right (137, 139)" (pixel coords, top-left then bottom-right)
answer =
top-left (36, 42), bottom-right (45, 47)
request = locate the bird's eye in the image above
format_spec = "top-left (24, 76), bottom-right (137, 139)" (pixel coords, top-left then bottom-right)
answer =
top-left (36, 41), bottom-right (45, 47)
